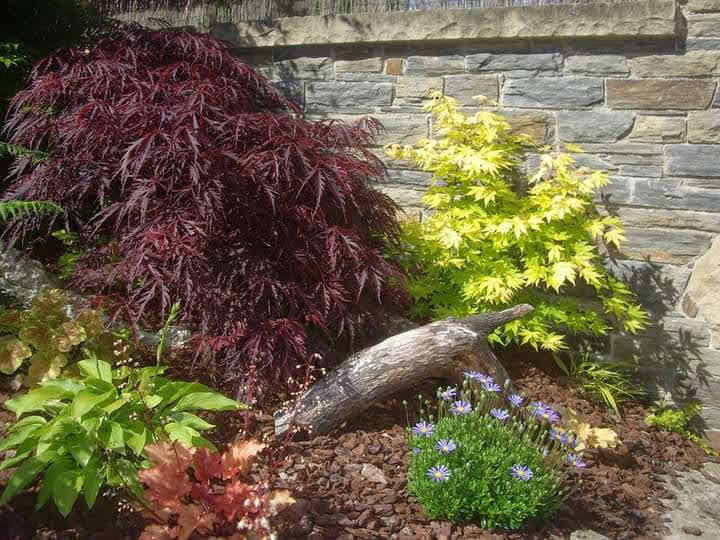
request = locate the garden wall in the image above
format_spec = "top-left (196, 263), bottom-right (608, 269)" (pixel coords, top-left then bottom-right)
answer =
top-left (121, 0), bottom-right (720, 444)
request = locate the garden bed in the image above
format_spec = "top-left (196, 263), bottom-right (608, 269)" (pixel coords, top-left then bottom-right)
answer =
top-left (0, 348), bottom-right (712, 540)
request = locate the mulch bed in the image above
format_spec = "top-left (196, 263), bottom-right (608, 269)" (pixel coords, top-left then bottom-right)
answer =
top-left (0, 348), bottom-right (714, 539)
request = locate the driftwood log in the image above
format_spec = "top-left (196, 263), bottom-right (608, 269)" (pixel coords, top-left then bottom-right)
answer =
top-left (274, 303), bottom-right (533, 437)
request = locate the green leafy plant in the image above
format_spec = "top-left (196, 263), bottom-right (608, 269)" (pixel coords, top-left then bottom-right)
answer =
top-left (554, 350), bottom-right (645, 416)
top-left (386, 93), bottom-right (647, 351)
top-left (0, 42), bottom-right (29, 70)
top-left (406, 372), bottom-right (585, 529)
top-left (0, 289), bottom-right (114, 385)
top-left (138, 440), bottom-right (294, 539)
top-left (0, 200), bottom-right (61, 223)
top-left (0, 349), bottom-right (243, 516)
top-left (645, 402), bottom-right (718, 456)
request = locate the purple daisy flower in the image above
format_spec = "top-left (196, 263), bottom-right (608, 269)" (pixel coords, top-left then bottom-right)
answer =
top-left (565, 434), bottom-right (580, 450)
top-left (566, 453), bottom-right (587, 468)
top-left (510, 464), bottom-right (533, 481)
top-left (490, 408), bottom-right (510, 421)
top-left (439, 387), bottom-right (457, 401)
top-left (508, 394), bottom-right (524, 407)
top-left (412, 421), bottom-right (435, 437)
top-left (530, 402), bottom-right (560, 423)
top-left (482, 381), bottom-right (501, 393)
top-left (435, 439), bottom-right (457, 455)
top-left (463, 370), bottom-right (484, 381)
top-left (449, 400), bottom-right (473, 415)
top-left (549, 428), bottom-right (567, 444)
top-left (427, 465), bottom-right (451, 483)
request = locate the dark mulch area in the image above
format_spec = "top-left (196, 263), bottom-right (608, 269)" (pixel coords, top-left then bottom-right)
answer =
top-left (0, 348), bottom-right (714, 539)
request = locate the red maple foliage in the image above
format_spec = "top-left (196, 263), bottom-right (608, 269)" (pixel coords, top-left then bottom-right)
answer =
top-left (138, 441), bottom-right (293, 540)
top-left (2, 24), bottom-right (406, 385)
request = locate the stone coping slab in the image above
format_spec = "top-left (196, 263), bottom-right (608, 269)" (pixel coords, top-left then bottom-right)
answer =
top-left (120, 0), bottom-right (678, 48)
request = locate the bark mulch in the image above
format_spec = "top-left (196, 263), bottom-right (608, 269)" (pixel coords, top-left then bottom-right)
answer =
top-left (0, 349), bottom-right (714, 539)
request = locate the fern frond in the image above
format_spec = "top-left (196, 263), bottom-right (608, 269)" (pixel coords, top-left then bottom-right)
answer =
top-left (0, 142), bottom-right (48, 163)
top-left (0, 201), bottom-right (63, 223)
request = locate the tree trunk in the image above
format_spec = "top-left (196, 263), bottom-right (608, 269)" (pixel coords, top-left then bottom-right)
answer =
top-left (274, 304), bottom-right (533, 437)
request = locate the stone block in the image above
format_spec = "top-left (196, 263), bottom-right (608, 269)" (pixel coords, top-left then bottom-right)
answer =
top-left (607, 79), bottom-right (716, 110)
top-left (557, 111), bottom-right (635, 142)
top-left (503, 77), bottom-right (603, 108)
top-left (305, 82), bottom-right (392, 112)
top-left (335, 57), bottom-right (383, 73)
top-left (665, 144), bottom-right (720, 177)
top-left (274, 56), bottom-right (332, 79)
top-left (273, 81), bottom-right (304, 106)
top-left (688, 110), bottom-right (720, 143)
top-left (606, 258), bottom-right (691, 312)
top-left (307, 113), bottom-right (429, 146)
top-left (684, 237), bottom-right (720, 348)
top-left (394, 76), bottom-right (443, 103)
top-left (564, 55), bottom-right (629, 75)
top-left (384, 169), bottom-right (433, 187)
top-left (335, 73), bottom-right (395, 82)
top-left (467, 53), bottom-right (561, 74)
top-left (688, 0), bottom-right (720, 12)
top-left (500, 111), bottom-right (555, 144)
top-left (405, 55), bottom-right (465, 76)
top-left (687, 38), bottom-right (720, 50)
top-left (376, 185), bottom-right (425, 207)
top-left (385, 58), bottom-right (404, 75)
top-left (443, 74), bottom-right (498, 105)
top-left (580, 143), bottom-right (663, 155)
top-left (618, 164), bottom-right (663, 177)
top-left (688, 15), bottom-right (720, 37)
top-left (629, 116), bottom-right (686, 143)
top-left (629, 52), bottom-right (720, 77)
top-left (617, 227), bottom-right (714, 264)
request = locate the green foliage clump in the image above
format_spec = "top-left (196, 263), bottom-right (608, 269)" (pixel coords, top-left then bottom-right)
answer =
top-left (0, 289), bottom-right (113, 385)
top-left (0, 349), bottom-right (242, 516)
top-left (386, 93), bottom-right (647, 351)
top-left (645, 402), bottom-right (717, 456)
top-left (407, 375), bottom-right (577, 529)
top-left (0, 200), bottom-right (62, 223)
top-left (554, 349), bottom-right (645, 416)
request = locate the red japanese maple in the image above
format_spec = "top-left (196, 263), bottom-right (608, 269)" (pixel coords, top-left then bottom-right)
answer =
top-left (2, 24), bottom-right (406, 385)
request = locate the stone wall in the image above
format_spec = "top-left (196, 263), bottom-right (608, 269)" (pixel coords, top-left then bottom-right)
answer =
top-left (124, 0), bottom-right (720, 444)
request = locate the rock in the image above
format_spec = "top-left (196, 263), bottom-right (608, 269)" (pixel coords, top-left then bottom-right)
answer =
top-left (394, 76), bottom-right (444, 103)
top-left (466, 53), bottom-right (561, 74)
top-left (629, 52), bottom-right (720, 77)
top-left (361, 463), bottom-right (388, 484)
top-left (307, 112), bottom-right (429, 146)
top-left (607, 79), bottom-right (716, 110)
top-left (688, 110), bottom-right (720, 143)
top-left (606, 258), bottom-right (691, 312)
top-left (688, 0), bottom-right (720, 11)
top-left (385, 58), bottom-right (403, 75)
top-left (274, 56), bottom-right (332, 79)
top-left (629, 116), bottom-right (686, 143)
top-left (617, 227), bottom-right (714, 264)
top-left (608, 207), bottom-right (720, 234)
top-left (503, 77), bottom-right (603, 108)
top-left (383, 169), bottom-right (432, 187)
top-left (688, 15), bottom-right (720, 37)
top-left (335, 57), bottom-right (382, 73)
top-left (665, 144), bottom-right (720, 178)
top-left (500, 110), bottom-right (554, 144)
top-left (570, 530), bottom-right (611, 540)
top-left (376, 185), bottom-right (425, 208)
top-left (684, 237), bottom-right (720, 348)
top-left (565, 55), bottom-right (629, 75)
top-left (660, 462), bottom-right (720, 538)
top-left (443, 74), bottom-right (499, 105)
top-left (687, 38), bottom-right (720, 50)
top-left (405, 55), bottom-right (465, 76)
top-left (272, 81), bottom-right (303, 105)
top-left (557, 111), bottom-right (634, 142)
top-left (305, 82), bottom-right (393, 111)
top-left (0, 245), bottom-right (61, 306)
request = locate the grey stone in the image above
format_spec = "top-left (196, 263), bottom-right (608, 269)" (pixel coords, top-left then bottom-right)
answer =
top-left (405, 55), bottom-right (465, 76)
top-left (665, 145), bottom-right (720, 177)
top-left (660, 463), bottom-right (720, 539)
top-left (335, 73), bottom-right (395, 82)
top-left (305, 82), bottom-right (392, 112)
top-left (618, 227), bottom-right (714, 264)
top-left (384, 169), bottom-right (433, 187)
top-left (629, 52), bottom-right (720, 77)
top-left (274, 56), bottom-right (332, 79)
top-left (619, 164), bottom-right (663, 177)
top-left (629, 116), bottom-right (686, 143)
top-left (607, 79), bottom-right (716, 110)
top-left (307, 113), bottom-right (429, 146)
top-left (564, 55), bottom-right (629, 75)
top-left (467, 53), bottom-right (561, 74)
top-left (503, 77), bottom-right (603, 108)
top-left (226, 1), bottom-right (677, 47)
top-left (603, 176), bottom-right (720, 212)
top-left (443, 74), bottom-right (498, 106)
top-left (579, 143), bottom-right (663, 155)
top-left (569, 531), bottom-right (610, 540)
top-left (500, 111), bottom-right (555, 144)
top-left (688, 110), bottom-right (720, 143)
top-left (334, 57), bottom-right (382, 73)
top-left (272, 81), bottom-right (304, 106)
top-left (360, 463), bottom-right (387, 484)
top-left (569, 153), bottom-right (617, 171)
top-left (686, 38), bottom-right (720, 51)
top-left (394, 76), bottom-right (444, 103)
top-left (609, 207), bottom-right (720, 234)
top-left (606, 258), bottom-right (691, 311)
top-left (376, 185), bottom-right (425, 207)
top-left (0, 245), bottom-right (61, 307)
top-left (606, 152), bottom-right (662, 166)
top-left (558, 111), bottom-right (635, 142)
top-left (688, 0), bottom-right (720, 12)
top-left (688, 15), bottom-right (720, 37)
top-left (685, 237), bottom-right (720, 348)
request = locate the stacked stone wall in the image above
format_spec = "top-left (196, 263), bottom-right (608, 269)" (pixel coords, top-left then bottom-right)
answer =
top-left (123, 0), bottom-right (720, 444)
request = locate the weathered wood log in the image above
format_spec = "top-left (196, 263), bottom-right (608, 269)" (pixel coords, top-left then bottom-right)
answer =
top-left (274, 303), bottom-right (533, 437)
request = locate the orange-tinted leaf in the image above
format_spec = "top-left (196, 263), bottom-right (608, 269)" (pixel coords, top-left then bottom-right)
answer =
top-left (145, 442), bottom-right (196, 470)
top-left (139, 524), bottom-right (180, 540)
top-left (54, 320), bottom-right (87, 352)
top-left (215, 479), bottom-right (254, 522)
top-left (140, 443), bottom-right (196, 505)
top-left (192, 446), bottom-right (223, 482)
top-left (176, 503), bottom-right (217, 540)
top-left (221, 440), bottom-right (266, 479)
